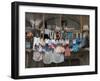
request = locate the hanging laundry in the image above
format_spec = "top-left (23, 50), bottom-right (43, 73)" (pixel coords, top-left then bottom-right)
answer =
top-left (44, 39), bottom-right (52, 51)
top-left (62, 31), bottom-right (66, 40)
top-left (26, 32), bottom-right (33, 49)
top-left (67, 32), bottom-right (73, 40)
top-left (71, 39), bottom-right (79, 52)
top-left (49, 30), bottom-right (54, 39)
top-left (65, 45), bottom-right (71, 56)
top-left (51, 39), bottom-right (56, 44)
top-left (59, 39), bottom-right (64, 45)
top-left (79, 38), bottom-right (86, 48)
top-left (72, 44), bottom-right (79, 52)
top-left (55, 46), bottom-right (65, 53)
top-left (40, 38), bottom-right (45, 46)
top-left (76, 37), bottom-right (81, 45)
top-left (25, 42), bottom-right (31, 49)
top-left (43, 51), bottom-right (64, 64)
top-left (33, 51), bottom-right (43, 62)
top-left (38, 45), bottom-right (45, 52)
top-left (56, 32), bottom-right (61, 40)
top-left (65, 39), bottom-right (71, 56)
top-left (45, 28), bottom-right (50, 35)
top-left (43, 51), bottom-right (52, 64)
top-left (26, 31), bottom-right (33, 39)
top-left (52, 52), bottom-right (64, 63)
top-left (66, 39), bottom-right (69, 44)
top-left (33, 37), bottom-right (40, 46)
top-left (49, 44), bottom-right (56, 49)
top-left (44, 28), bottom-right (50, 39)
top-left (54, 33), bottom-right (56, 39)
top-left (55, 40), bottom-right (59, 45)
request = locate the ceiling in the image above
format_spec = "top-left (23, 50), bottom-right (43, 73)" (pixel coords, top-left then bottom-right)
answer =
top-left (25, 13), bottom-right (89, 30)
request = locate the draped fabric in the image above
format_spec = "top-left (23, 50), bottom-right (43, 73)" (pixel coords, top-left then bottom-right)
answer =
top-left (43, 51), bottom-right (64, 64)
top-left (55, 46), bottom-right (65, 53)
top-left (33, 51), bottom-right (43, 62)
top-left (33, 37), bottom-right (40, 46)
top-left (65, 46), bottom-right (71, 56)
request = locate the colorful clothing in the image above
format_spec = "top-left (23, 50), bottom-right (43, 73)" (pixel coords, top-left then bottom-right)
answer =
top-left (25, 42), bottom-right (31, 49)
top-left (45, 29), bottom-right (50, 35)
top-left (33, 37), bottom-right (40, 46)
top-left (55, 46), bottom-right (65, 53)
top-left (33, 51), bottom-right (43, 62)
top-left (62, 31), bottom-right (66, 40)
top-left (72, 44), bottom-right (79, 52)
top-left (65, 45), bottom-right (71, 56)
top-left (56, 32), bottom-right (61, 40)
top-left (40, 38), bottom-right (45, 46)
top-left (43, 51), bottom-right (64, 64)
top-left (71, 39), bottom-right (79, 52)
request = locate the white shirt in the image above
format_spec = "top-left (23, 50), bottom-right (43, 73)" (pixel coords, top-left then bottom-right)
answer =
top-left (34, 37), bottom-right (40, 46)
top-left (45, 29), bottom-right (50, 35)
